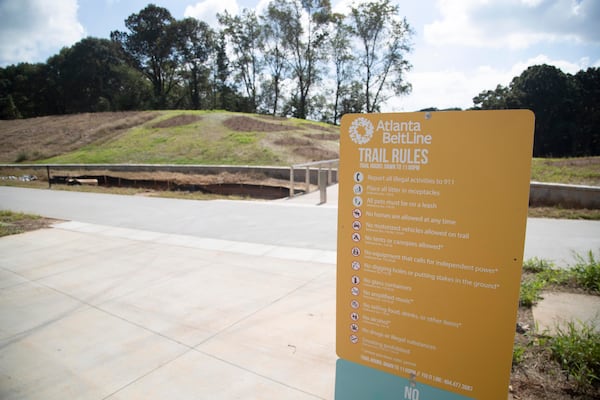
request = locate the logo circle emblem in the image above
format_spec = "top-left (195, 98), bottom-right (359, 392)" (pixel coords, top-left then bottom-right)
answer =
top-left (349, 117), bottom-right (374, 145)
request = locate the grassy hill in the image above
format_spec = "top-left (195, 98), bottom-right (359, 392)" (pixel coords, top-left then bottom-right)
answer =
top-left (1, 110), bottom-right (598, 186)
top-left (0, 110), bottom-right (339, 166)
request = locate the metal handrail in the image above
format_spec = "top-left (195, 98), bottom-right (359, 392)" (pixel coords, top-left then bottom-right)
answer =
top-left (289, 158), bottom-right (339, 197)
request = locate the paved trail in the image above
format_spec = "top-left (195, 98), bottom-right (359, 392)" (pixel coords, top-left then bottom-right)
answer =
top-left (1, 186), bottom-right (599, 264)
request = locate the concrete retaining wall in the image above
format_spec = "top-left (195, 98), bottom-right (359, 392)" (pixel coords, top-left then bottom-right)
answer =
top-left (2, 164), bottom-right (597, 208)
top-left (529, 181), bottom-right (600, 209)
top-left (0, 163), bottom-right (338, 186)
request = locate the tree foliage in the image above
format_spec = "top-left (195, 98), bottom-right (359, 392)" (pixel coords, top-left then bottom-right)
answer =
top-left (0, 0), bottom-right (415, 122)
top-left (348, 0), bottom-right (412, 113)
top-left (218, 9), bottom-right (263, 112)
top-left (474, 64), bottom-right (599, 157)
top-left (176, 17), bottom-right (214, 110)
top-left (110, 4), bottom-right (180, 108)
top-left (2, 2), bottom-right (598, 159)
top-left (266, 0), bottom-right (331, 119)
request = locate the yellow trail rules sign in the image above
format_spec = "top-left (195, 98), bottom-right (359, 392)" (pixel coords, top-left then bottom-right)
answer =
top-left (336, 110), bottom-right (535, 399)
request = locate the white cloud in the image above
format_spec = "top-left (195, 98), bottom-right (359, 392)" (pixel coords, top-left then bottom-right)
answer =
top-left (387, 54), bottom-right (589, 111)
top-left (510, 54), bottom-right (590, 74)
top-left (0, 0), bottom-right (85, 66)
top-left (254, 0), bottom-right (272, 15)
top-left (424, 0), bottom-right (600, 49)
top-left (388, 68), bottom-right (497, 111)
top-left (184, 0), bottom-right (240, 27)
top-left (332, 0), bottom-right (353, 15)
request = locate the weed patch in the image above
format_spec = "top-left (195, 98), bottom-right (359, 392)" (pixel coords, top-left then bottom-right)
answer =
top-left (519, 257), bottom-right (570, 307)
top-left (530, 157), bottom-right (600, 186)
top-left (519, 277), bottom-right (547, 307)
top-left (0, 210), bottom-right (57, 237)
top-left (513, 253), bottom-right (600, 399)
top-left (519, 252), bottom-right (599, 308)
top-left (229, 132), bottom-right (257, 145)
top-left (548, 321), bottom-right (600, 390)
top-left (571, 251), bottom-right (600, 292)
top-left (512, 343), bottom-right (526, 366)
top-left (522, 257), bottom-right (555, 273)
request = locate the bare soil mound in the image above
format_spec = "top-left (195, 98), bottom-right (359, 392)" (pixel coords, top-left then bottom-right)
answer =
top-left (294, 146), bottom-right (339, 161)
top-left (273, 137), bottom-right (312, 146)
top-left (0, 111), bottom-right (158, 163)
top-left (304, 133), bottom-right (339, 141)
top-left (271, 136), bottom-right (338, 161)
top-left (151, 114), bottom-right (202, 128)
top-left (300, 122), bottom-right (337, 133)
top-left (543, 157), bottom-right (600, 168)
top-left (223, 116), bottom-right (298, 132)
top-left (0, 110), bottom-right (340, 166)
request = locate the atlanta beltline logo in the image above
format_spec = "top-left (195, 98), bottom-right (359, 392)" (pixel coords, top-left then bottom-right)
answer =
top-left (349, 117), bottom-right (374, 145)
top-left (346, 115), bottom-right (432, 166)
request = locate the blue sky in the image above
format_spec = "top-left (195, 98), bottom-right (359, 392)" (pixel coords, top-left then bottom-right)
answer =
top-left (1, 0), bottom-right (599, 111)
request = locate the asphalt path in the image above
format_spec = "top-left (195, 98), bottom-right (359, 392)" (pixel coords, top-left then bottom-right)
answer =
top-left (0, 187), bottom-right (338, 251)
top-left (1, 186), bottom-right (599, 264)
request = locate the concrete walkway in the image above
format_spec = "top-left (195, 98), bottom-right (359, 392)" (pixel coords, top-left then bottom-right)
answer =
top-left (532, 292), bottom-right (600, 335)
top-left (0, 222), bottom-right (337, 399)
top-left (1, 186), bottom-right (599, 399)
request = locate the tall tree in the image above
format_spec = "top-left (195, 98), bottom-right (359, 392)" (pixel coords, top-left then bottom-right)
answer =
top-left (56, 37), bottom-right (147, 113)
top-left (349, 0), bottom-right (412, 113)
top-left (510, 64), bottom-right (576, 157)
top-left (472, 64), bottom-right (595, 157)
top-left (340, 81), bottom-right (367, 116)
top-left (0, 62), bottom-right (48, 118)
top-left (45, 51), bottom-right (68, 114)
top-left (329, 13), bottom-right (354, 124)
top-left (176, 18), bottom-right (214, 110)
top-left (472, 84), bottom-right (513, 110)
top-left (211, 32), bottom-right (235, 110)
top-left (111, 4), bottom-right (180, 108)
top-left (267, 0), bottom-right (331, 119)
top-left (260, 9), bottom-right (289, 116)
top-left (218, 9), bottom-right (263, 112)
top-left (573, 67), bottom-right (600, 156)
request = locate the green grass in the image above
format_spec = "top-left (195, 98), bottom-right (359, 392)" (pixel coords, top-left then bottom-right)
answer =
top-left (520, 257), bottom-right (567, 307)
top-left (512, 343), bottom-right (527, 366)
top-left (0, 210), bottom-right (40, 237)
top-left (548, 320), bottom-right (600, 390)
top-left (571, 251), bottom-right (600, 292)
top-left (519, 252), bottom-right (600, 308)
top-left (528, 207), bottom-right (600, 220)
top-left (519, 277), bottom-right (548, 307)
top-left (530, 157), bottom-right (600, 186)
top-left (522, 257), bottom-right (555, 273)
top-left (38, 110), bottom-right (312, 166)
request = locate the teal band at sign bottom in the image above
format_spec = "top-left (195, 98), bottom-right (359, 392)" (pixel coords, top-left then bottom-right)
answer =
top-left (335, 359), bottom-right (474, 400)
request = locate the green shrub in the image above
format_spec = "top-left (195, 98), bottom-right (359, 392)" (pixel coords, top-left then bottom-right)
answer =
top-left (512, 344), bottom-right (526, 366)
top-left (522, 257), bottom-right (554, 273)
top-left (519, 277), bottom-right (547, 307)
top-left (549, 320), bottom-right (600, 390)
top-left (571, 251), bottom-right (600, 293)
top-left (14, 151), bottom-right (28, 163)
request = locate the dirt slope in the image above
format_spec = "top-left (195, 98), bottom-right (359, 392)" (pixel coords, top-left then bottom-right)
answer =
top-left (0, 112), bottom-right (159, 163)
top-left (0, 111), bottom-right (340, 165)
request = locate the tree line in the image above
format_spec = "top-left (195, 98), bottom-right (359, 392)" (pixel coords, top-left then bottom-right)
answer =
top-left (0, 0), bottom-right (412, 124)
top-left (0, 2), bottom-right (597, 157)
top-left (472, 64), bottom-right (599, 157)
